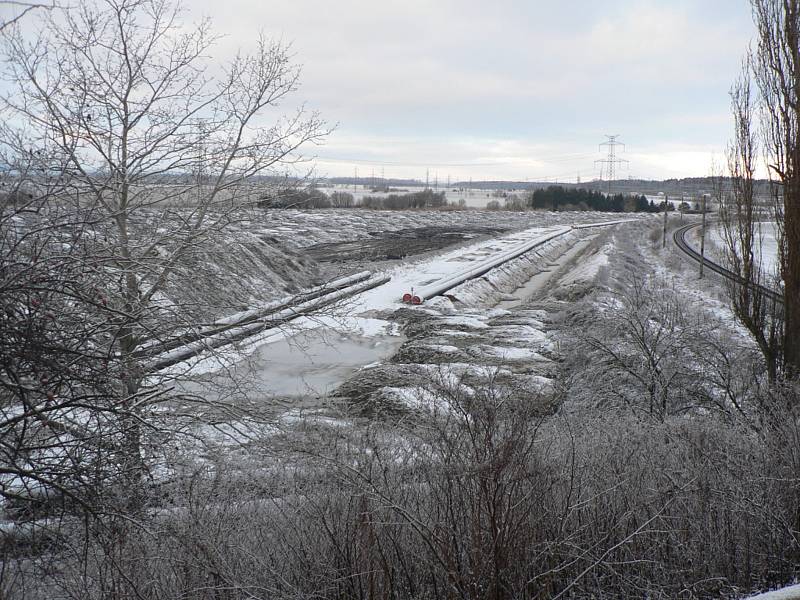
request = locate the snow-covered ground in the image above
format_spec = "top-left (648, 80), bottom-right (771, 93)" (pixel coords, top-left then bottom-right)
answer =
top-left (173, 217), bottom-right (628, 398)
top-left (707, 221), bottom-right (780, 277)
top-left (14, 205), bottom-right (792, 598)
top-left (242, 207), bottom-right (646, 251)
top-left (350, 224), bottom-right (572, 309)
top-left (746, 584), bottom-right (800, 599)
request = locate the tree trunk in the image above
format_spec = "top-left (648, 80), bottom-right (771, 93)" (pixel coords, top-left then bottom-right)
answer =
top-left (783, 181), bottom-right (800, 377)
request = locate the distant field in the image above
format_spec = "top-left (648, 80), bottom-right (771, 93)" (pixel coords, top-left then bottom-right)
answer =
top-left (316, 183), bottom-right (524, 209)
top-left (708, 221), bottom-right (780, 278)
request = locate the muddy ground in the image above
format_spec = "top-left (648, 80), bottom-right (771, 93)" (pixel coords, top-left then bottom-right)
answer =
top-left (304, 225), bottom-right (511, 262)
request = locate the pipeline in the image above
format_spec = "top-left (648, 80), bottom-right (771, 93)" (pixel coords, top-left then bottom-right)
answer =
top-left (146, 272), bottom-right (390, 372)
top-left (402, 220), bottom-right (630, 304)
top-left (136, 271), bottom-right (377, 359)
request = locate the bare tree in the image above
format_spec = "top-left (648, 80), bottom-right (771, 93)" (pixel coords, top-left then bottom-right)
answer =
top-left (719, 66), bottom-right (784, 382)
top-left (0, 1), bottom-right (52, 32)
top-left (0, 175), bottom-right (117, 513)
top-left (747, 0), bottom-right (800, 377)
top-left (0, 0), bottom-right (327, 519)
top-left (582, 272), bottom-right (713, 420)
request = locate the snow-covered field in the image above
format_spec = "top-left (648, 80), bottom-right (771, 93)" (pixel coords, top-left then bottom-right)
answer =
top-left (316, 183), bottom-right (527, 209)
top-left (707, 220), bottom-right (781, 277)
top-left (746, 585), bottom-right (800, 599)
top-left (241, 207), bottom-right (646, 250)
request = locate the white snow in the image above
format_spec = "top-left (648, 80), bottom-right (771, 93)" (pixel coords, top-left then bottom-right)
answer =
top-left (745, 584), bottom-right (800, 599)
top-left (491, 325), bottom-right (548, 343)
top-left (416, 362), bottom-right (513, 380)
top-left (477, 346), bottom-right (547, 361)
top-left (355, 225), bottom-right (570, 310)
top-left (708, 222), bottom-right (780, 278)
top-left (436, 329), bottom-right (480, 338)
top-left (420, 344), bottom-right (462, 354)
top-left (380, 386), bottom-right (449, 412)
top-left (408, 226), bottom-right (573, 301)
top-left (168, 217), bottom-right (628, 396)
top-left (558, 244), bottom-right (610, 286)
top-left (520, 374), bottom-right (555, 393)
top-left (438, 315), bottom-right (490, 329)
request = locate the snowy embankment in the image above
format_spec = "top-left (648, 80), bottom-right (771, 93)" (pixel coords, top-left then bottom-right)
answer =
top-left (386, 220), bottom-right (627, 307)
top-left (746, 585), bottom-right (800, 599)
top-left (440, 228), bottom-right (586, 306)
top-left (419, 220), bottom-right (626, 308)
top-left (405, 226), bottom-right (573, 303)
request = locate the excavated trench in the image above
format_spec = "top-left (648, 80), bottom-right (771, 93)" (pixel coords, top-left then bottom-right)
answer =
top-left (179, 222), bottom-right (616, 422)
top-left (329, 227), bottom-right (612, 415)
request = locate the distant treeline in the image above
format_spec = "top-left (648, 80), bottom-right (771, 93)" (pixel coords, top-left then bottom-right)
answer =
top-left (259, 188), bottom-right (455, 210)
top-left (522, 186), bottom-right (662, 213)
top-left (258, 187), bottom-right (352, 209)
top-left (258, 185), bottom-right (668, 213)
top-left (361, 189), bottom-right (449, 210)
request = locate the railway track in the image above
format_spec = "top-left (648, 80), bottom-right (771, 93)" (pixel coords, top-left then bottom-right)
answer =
top-left (673, 222), bottom-right (783, 304)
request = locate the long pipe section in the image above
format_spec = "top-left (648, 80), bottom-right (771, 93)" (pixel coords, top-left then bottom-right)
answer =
top-left (148, 272), bottom-right (390, 372)
top-left (403, 220), bottom-right (632, 304)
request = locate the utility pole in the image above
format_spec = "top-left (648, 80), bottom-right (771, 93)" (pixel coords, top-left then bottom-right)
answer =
top-left (425, 169), bottom-right (429, 190)
top-left (354, 166), bottom-right (358, 192)
top-left (700, 194), bottom-right (707, 278)
top-left (662, 195), bottom-right (669, 248)
top-left (595, 135), bottom-right (629, 195)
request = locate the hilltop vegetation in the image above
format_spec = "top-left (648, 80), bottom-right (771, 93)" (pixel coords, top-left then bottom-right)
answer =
top-left (259, 187), bottom-right (450, 210)
top-left (525, 186), bottom-right (660, 212)
top-left (260, 185), bottom-right (665, 213)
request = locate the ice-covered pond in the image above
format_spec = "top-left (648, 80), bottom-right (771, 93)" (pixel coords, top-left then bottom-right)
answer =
top-left (248, 326), bottom-right (404, 397)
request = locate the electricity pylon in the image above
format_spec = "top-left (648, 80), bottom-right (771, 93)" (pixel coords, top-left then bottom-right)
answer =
top-left (595, 135), bottom-right (629, 195)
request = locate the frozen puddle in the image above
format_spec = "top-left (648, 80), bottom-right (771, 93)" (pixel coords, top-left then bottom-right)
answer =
top-left (248, 327), bottom-right (404, 397)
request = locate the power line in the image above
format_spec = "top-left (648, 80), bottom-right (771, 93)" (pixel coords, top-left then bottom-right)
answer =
top-left (594, 135), bottom-right (629, 195)
top-left (319, 156), bottom-right (507, 167)
top-left (313, 152), bottom-right (595, 168)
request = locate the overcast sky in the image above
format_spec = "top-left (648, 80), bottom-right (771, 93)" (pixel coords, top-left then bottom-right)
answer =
top-left (9, 0), bottom-right (758, 183)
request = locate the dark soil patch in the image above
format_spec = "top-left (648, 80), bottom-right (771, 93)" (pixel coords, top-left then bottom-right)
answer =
top-left (305, 225), bottom-right (509, 262)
